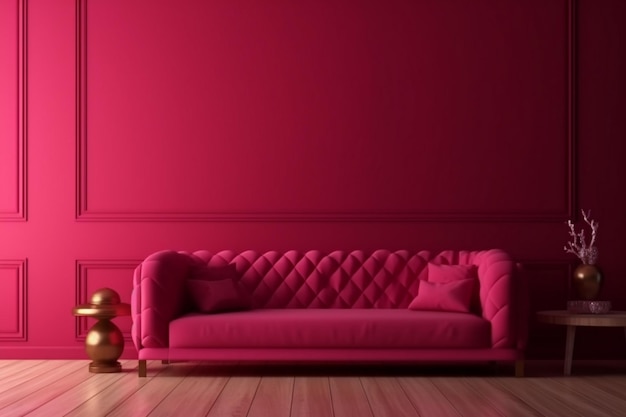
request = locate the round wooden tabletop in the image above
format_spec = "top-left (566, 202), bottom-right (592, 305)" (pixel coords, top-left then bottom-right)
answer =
top-left (537, 310), bottom-right (626, 327)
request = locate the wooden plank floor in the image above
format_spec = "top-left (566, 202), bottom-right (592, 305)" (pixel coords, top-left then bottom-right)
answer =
top-left (0, 360), bottom-right (625, 416)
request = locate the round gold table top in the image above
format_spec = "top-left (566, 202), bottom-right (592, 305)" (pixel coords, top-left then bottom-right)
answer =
top-left (537, 310), bottom-right (626, 327)
top-left (73, 303), bottom-right (131, 318)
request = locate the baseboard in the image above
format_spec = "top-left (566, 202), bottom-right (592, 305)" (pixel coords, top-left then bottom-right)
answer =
top-left (0, 345), bottom-right (138, 359)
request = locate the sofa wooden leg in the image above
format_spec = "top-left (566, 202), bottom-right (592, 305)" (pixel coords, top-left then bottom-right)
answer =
top-left (515, 359), bottom-right (524, 377)
top-left (138, 360), bottom-right (147, 377)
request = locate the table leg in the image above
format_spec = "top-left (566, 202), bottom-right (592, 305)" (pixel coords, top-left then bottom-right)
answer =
top-left (564, 325), bottom-right (576, 376)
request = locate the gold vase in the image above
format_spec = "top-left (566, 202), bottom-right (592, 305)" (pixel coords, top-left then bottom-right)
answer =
top-left (573, 264), bottom-right (603, 300)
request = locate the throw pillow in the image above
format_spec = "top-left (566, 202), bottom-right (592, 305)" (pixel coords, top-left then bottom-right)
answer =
top-left (187, 278), bottom-right (251, 313)
top-left (408, 279), bottom-right (475, 313)
top-left (427, 263), bottom-right (481, 313)
top-left (187, 264), bottom-right (251, 313)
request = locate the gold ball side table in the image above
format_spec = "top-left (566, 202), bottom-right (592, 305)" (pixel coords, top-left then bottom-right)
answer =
top-left (73, 288), bottom-right (131, 373)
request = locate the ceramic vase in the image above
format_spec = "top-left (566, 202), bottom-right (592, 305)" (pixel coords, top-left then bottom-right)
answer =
top-left (573, 264), bottom-right (603, 300)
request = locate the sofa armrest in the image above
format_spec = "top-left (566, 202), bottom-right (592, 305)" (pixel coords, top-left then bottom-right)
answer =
top-left (475, 249), bottom-right (525, 350)
top-left (131, 250), bottom-right (194, 351)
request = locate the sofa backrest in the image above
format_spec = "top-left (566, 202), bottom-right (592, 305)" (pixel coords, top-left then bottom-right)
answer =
top-left (191, 249), bottom-right (507, 310)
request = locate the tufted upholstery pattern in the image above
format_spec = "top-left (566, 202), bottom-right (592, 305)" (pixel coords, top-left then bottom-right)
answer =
top-left (192, 249), bottom-right (428, 309)
top-left (131, 249), bottom-right (520, 351)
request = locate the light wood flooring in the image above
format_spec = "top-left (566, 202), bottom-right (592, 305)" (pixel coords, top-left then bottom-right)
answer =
top-left (1, 360), bottom-right (625, 416)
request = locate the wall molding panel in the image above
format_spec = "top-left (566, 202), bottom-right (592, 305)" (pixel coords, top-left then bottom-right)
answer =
top-left (75, 259), bottom-right (140, 341)
top-left (566, 0), bottom-right (577, 222)
top-left (76, 0), bottom-right (577, 222)
top-left (0, 259), bottom-right (27, 341)
top-left (0, 0), bottom-right (27, 221)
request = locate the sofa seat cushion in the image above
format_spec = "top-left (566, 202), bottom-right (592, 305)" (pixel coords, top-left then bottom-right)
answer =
top-left (169, 309), bottom-right (491, 349)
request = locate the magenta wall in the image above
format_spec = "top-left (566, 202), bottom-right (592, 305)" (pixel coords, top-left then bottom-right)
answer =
top-left (1, 0), bottom-right (625, 359)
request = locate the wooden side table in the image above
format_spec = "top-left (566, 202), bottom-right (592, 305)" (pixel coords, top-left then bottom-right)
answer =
top-left (73, 288), bottom-right (131, 373)
top-left (536, 310), bottom-right (626, 375)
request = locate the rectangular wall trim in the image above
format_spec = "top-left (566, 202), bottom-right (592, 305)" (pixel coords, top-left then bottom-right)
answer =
top-left (76, 0), bottom-right (576, 223)
top-left (0, 0), bottom-right (27, 221)
top-left (75, 259), bottom-right (140, 341)
top-left (0, 259), bottom-right (27, 341)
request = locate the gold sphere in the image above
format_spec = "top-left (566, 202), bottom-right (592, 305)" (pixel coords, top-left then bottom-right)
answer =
top-left (90, 288), bottom-right (121, 305)
top-left (85, 320), bottom-right (124, 373)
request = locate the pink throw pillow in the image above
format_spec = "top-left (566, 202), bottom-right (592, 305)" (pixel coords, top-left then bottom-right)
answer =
top-left (408, 279), bottom-right (475, 313)
top-left (427, 263), bottom-right (481, 313)
top-left (187, 278), bottom-right (251, 313)
top-left (187, 265), bottom-right (251, 313)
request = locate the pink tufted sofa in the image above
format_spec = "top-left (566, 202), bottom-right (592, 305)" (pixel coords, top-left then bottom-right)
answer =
top-left (131, 249), bottom-right (527, 377)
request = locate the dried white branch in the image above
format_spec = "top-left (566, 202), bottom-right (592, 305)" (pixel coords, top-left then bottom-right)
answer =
top-left (582, 209), bottom-right (599, 249)
top-left (564, 209), bottom-right (599, 264)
